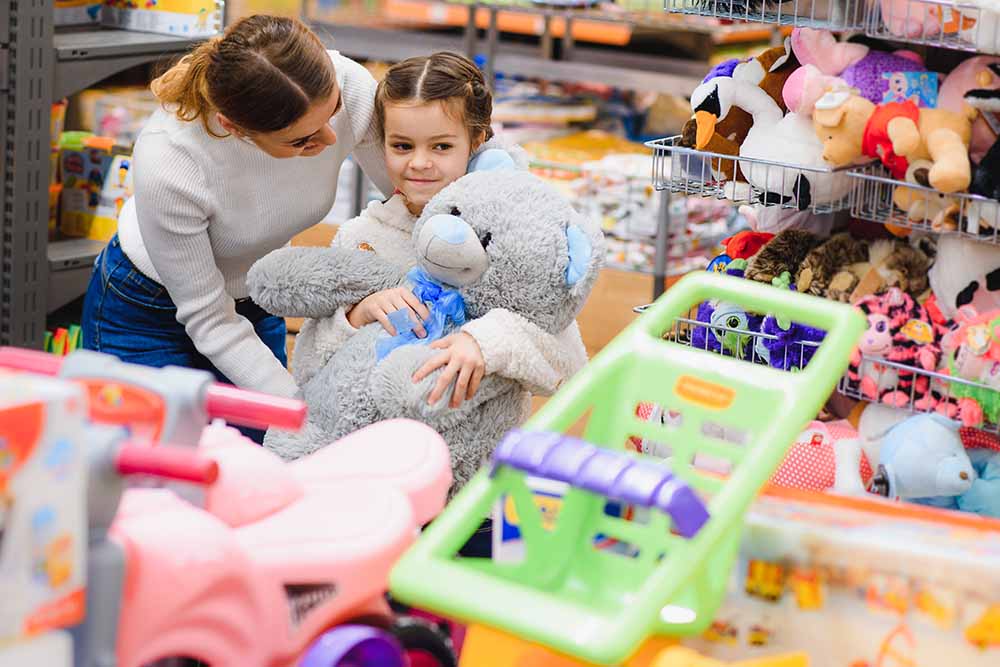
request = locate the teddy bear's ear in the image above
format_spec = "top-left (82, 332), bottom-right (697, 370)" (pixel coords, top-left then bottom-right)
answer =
top-left (565, 224), bottom-right (593, 287)
top-left (467, 148), bottom-right (517, 173)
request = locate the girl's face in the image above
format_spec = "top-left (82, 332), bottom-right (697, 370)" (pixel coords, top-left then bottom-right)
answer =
top-left (224, 87), bottom-right (342, 159)
top-left (383, 99), bottom-right (483, 215)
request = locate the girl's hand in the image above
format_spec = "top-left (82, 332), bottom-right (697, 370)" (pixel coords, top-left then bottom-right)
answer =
top-left (346, 288), bottom-right (430, 336)
top-left (413, 333), bottom-right (486, 408)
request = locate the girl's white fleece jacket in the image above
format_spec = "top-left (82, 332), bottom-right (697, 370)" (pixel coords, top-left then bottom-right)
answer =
top-left (291, 194), bottom-right (589, 397)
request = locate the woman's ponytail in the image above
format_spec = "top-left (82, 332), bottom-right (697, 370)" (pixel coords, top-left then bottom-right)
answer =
top-left (151, 37), bottom-right (223, 136)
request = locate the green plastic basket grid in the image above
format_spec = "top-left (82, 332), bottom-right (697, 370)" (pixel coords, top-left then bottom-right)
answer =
top-left (390, 271), bottom-right (865, 665)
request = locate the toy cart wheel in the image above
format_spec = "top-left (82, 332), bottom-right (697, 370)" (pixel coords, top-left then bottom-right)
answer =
top-left (391, 617), bottom-right (458, 667)
top-left (300, 625), bottom-right (405, 667)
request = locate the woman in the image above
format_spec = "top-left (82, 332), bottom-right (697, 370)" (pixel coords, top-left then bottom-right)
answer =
top-left (82, 15), bottom-right (392, 411)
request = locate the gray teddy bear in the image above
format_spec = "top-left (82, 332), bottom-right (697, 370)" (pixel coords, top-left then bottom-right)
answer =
top-left (248, 169), bottom-right (603, 490)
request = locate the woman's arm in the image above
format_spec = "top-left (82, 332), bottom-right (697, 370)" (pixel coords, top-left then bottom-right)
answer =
top-left (133, 134), bottom-right (298, 397)
top-left (332, 52), bottom-right (393, 198)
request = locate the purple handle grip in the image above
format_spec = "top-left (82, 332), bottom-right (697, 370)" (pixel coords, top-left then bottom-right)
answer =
top-left (492, 430), bottom-right (710, 538)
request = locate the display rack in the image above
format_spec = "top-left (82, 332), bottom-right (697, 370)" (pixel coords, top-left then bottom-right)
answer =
top-left (850, 162), bottom-right (1000, 243)
top-left (0, 1), bottom-right (222, 347)
top-left (863, 0), bottom-right (1000, 54)
top-left (648, 136), bottom-right (858, 215)
top-left (665, 0), bottom-right (867, 30)
top-left (838, 354), bottom-right (1000, 435)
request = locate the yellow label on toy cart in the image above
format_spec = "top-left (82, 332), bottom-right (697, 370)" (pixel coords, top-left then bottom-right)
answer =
top-left (675, 375), bottom-right (735, 410)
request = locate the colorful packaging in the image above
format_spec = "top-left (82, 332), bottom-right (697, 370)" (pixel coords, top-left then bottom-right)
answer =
top-left (102, 0), bottom-right (223, 38)
top-left (0, 373), bottom-right (87, 643)
top-left (54, 0), bottom-right (101, 25)
top-left (58, 133), bottom-right (132, 242)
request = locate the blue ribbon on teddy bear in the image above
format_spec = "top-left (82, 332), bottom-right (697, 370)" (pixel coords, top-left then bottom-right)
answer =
top-left (375, 267), bottom-right (467, 362)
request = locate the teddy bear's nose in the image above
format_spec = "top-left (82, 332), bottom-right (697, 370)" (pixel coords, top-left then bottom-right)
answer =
top-left (429, 214), bottom-right (470, 245)
top-left (961, 471), bottom-right (970, 480)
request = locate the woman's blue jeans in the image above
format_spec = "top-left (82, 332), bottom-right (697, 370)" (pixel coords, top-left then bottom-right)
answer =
top-left (82, 234), bottom-right (287, 444)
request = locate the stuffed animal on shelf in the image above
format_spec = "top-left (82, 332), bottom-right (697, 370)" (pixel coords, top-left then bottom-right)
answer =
top-left (722, 230), bottom-right (775, 260)
top-left (868, 413), bottom-right (976, 499)
top-left (745, 228), bottom-right (823, 284)
top-left (795, 232), bottom-right (869, 298)
top-left (929, 235), bottom-right (1000, 321)
top-left (690, 299), bottom-right (761, 360)
top-left (940, 306), bottom-right (1000, 427)
top-left (939, 57), bottom-right (1000, 164)
top-left (770, 420), bottom-right (874, 496)
top-left (813, 91), bottom-right (975, 192)
top-left (877, 0), bottom-right (941, 40)
top-left (823, 238), bottom-right (931, 302)
top-left (790, 28), bottom-right (928, 104)
top-left (960, 0), bottom-right (1000, 57)
top-left (681, 42), bottom-right (798, 181)
top-left (891, 159), bottom-right (962, 232)
top-left (247, 169), bottom-right (602, 493)
top-left (847, 288), bottom-right (940, 407)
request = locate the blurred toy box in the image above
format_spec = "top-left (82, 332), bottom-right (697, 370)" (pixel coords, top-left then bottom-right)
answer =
top-left (73, 87), bottom-right (159, 151)
top-left (58, 132), bottom-right (132, 242)
top-left (0, 373), bottom-right (88, 645)
top-left (495, 476), bottom-right (1000, 666)
top-left (102, 0), bottom-right (223, 38)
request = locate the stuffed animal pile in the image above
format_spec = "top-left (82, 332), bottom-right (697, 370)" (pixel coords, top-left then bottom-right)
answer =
top-left (676, 28), bottom-right (1000, 233)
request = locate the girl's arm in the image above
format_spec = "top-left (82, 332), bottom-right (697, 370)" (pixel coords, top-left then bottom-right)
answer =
top-left (133, 135), bottom-right (298, 398)
top-left (461, 310), bottom-right (588, 396)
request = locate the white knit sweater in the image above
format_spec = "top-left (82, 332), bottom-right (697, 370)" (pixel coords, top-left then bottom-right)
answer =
top-left (117, 51), bottom-right (390, 398)
top-left (292, 194), bottom-right (590, 397)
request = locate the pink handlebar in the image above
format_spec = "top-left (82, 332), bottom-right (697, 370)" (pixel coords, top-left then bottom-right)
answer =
top-left (0, 346), bottom-right (306, 431)
top-left (204, 384), bottom-right (306, 431)
top-left (115, 443), bottom-right (219, 484)
top-left (0, 347), bottom-right (62, 375)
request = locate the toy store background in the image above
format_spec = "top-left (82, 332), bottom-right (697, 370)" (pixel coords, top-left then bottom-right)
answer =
top-left (5, 0), bottom-right (1000, 665)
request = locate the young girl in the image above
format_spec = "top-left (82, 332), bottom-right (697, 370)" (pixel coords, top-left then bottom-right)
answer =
top-left (292, 52), bottom-right (589, 414)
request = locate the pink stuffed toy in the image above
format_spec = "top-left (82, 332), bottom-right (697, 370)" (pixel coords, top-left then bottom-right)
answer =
top-left (790, 28), bottom-right (927, 105)
top-left (782, 63), bottom-right (848, 114)
top-left (939, 56), bottom-right (1000, 163)
top-left (847, 288), bottom-right (939, 408)
top-left (878, 0), bottom-right (941, 39)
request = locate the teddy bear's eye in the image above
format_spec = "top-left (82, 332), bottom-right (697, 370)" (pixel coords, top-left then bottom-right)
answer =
top-left (450, 207), bottom-right (461, 217)
top-left (479, 232), bottom-right (492, 250)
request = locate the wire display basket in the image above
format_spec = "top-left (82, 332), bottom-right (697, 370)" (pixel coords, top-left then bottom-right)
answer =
top-left (864, 0), bottom-right (1000, 54)
top-left (838, 355), bottom-right (1000, 435)
top-left (647, 136), bottom-right (856, 214)
top-left (849, 163), bottom-right (1000, 244)
top-left (630, 305), bottom-right (825, 372)
top-left (437, 0), bottom-right (683, 25)
top-left (664, 0), bottom-right (866, 29)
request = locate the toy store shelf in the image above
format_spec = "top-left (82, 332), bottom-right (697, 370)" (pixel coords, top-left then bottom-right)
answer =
top-left (46, 238), bottom-right (104, 314)
top-left (647, 135), bottom-right (856, 215)
top-left (315, 22), bottom-right (705, 94)
top-left (850, 163), bottom-right (1000, 245)
top-left (664, 0), bottom-right (866, 31)
top-left (864, 0), bottom-right (1000, 55)
top-left (53, 28), bottom-right (210, 99)
top-left (838, 355), bottom-right (1000, 435)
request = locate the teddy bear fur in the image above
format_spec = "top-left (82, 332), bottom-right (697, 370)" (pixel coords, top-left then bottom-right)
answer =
top-left (247, 170), bottom-right (603, 492)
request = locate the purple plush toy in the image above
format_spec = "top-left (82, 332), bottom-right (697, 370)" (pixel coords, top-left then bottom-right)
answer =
top-left (702, 58), bottom-right (743, 83)
top-left (842, 50), bottom-right (928, 105)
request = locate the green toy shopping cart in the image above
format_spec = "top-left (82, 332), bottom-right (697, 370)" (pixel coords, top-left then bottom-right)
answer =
top-left (390, 271), bottom-right (865, 665)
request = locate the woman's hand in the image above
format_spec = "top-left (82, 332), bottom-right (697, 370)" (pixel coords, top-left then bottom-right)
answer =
top-left (413, 333), bottom-right (486, 408)
top-left (346, 288), bottom-right (430, 336)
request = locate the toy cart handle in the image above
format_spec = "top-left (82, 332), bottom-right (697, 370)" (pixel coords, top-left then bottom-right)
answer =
top-left (115, 443), bottom-right (219, 484)
top-left (0, 347), bottom-right (306, 431)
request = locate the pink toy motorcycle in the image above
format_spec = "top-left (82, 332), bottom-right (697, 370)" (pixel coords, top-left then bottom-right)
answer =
top-left (0, 348), bottom-right (455, 667)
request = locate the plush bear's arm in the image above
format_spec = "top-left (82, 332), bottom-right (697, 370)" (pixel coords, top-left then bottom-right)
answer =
top-left (370, 345), bottom-right (520, 430)
top-left (248, 246), bottom-right (405, 318)
top-left (887, 117), bottom-right (921, 157)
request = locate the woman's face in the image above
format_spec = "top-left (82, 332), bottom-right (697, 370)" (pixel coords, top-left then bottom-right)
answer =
top-left (383, 99), bottom-right (483, 215)
top-left (239, 88), bottom-right (342, 159)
